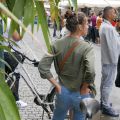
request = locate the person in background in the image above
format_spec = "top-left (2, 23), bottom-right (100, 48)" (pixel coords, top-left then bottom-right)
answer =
top-left (91, 12), bottom-right (97, 43)
top-left (38, 12), bottom-right (95, 120)
top-left (99, 6), bottom-right (120, 117)
top-left (96, 12), bottom-right (103, 44)
top-left (61, 10), bottom-right (72, 36)
top-left (53, 10), bottom-right (64, 38)
top-left (84, 15), bottom-right (92, 41)
top-left (2, 17), bottom-right (27, 108)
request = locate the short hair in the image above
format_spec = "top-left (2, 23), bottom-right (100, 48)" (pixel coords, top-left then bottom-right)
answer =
top-left (98, 11), bottom-right (102, 16)
top-left (103, 6), bottom-right (114, 19)
top-left (91, 12), bottom-right (95, 16)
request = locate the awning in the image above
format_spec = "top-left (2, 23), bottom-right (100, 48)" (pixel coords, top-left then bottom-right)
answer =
top-left (59, 0), bottom-right (120, 8)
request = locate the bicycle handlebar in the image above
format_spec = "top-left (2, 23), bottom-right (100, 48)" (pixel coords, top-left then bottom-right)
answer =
top-left (9, 44), bottom-right (39, 67)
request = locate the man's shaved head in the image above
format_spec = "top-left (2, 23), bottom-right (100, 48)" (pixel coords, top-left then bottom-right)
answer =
top-left (103, 6), bottom-right (117, 21)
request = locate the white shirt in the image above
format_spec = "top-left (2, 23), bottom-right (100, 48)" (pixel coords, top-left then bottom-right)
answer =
top-left (3, 18), bottom-right (22, 51)
top-left (99, 19), bottom-right (120, 65)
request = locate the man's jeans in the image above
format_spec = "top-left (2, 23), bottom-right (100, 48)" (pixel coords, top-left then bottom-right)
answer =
top-left (100, 64), bottom-right (117, 108)
top-left (52, 86), bottom-right (91, 120)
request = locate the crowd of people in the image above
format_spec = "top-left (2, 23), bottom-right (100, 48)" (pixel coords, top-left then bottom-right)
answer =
top-left (52, 8), bottom-right (120, 44)
top-left (39, 6), bottom-right (120, 120)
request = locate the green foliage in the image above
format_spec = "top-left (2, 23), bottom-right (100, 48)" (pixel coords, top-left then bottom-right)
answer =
top-left (6, 0), bottom-right (16, 11)
top-left (70, 0), bottom-right (78, 12)
top-left (35, 1), bottom-right (51, 52)
top-left (9, 0), bottom-right (26, 37)
top-left (0, 32), bottom-right (20, 120)
top-left (22, 0), bottom-right (35, 35)
top-left (12, 0), bottom-right (26, 18)
top-left (0, 103), bottom-right (6, 120)
top-left (0, 74), bottom-right (21, 120)
top-left (49, 0), bottom-right (59, 29)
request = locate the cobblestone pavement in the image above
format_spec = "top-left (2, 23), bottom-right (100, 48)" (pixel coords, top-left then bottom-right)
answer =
top-left (17, 27), bottom-right (120, 120)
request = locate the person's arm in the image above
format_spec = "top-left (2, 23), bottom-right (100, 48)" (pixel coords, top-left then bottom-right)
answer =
top-left (80, 45), bottom-right (95, 94)
top-left (38, 54), bottom-right (61, 93)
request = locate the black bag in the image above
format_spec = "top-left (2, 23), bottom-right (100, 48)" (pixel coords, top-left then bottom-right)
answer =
top-left (115, 56), bottom-right (120, 87)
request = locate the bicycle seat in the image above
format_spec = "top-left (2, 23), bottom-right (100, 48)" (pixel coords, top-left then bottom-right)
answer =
top-left (80, 98), bottom-right (100, 118)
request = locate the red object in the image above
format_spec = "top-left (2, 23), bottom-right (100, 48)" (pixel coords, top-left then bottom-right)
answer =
top-left (111, 21), bottom-right (117, 27)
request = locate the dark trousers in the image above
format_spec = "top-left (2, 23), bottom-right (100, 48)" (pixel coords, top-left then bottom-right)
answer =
top-left (85, 26), bottom-right (92, 41)
top-left (53, 22), bottom-right (62, 37)
top-left (91, 26), bottom-right (97, 43)
top-left (53, 23), bottom-right (57, 37)
top-left (115, 56), bottom-right (120, 87)
top-left (7, 72), bottom-right (20, 101)
top-left (4, 52), bottom-right (22, 101)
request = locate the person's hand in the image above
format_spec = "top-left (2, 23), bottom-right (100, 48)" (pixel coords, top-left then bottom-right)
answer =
top-left (55, 84), bottom-right (61, 94)
top-left (12, 31), bottom-right (22, 41)
top-left (48, 77), bottom-right (61, 94)
top-left (80, 86), bottom-right (91, 95)
top-left (80, 82), bottom-right (91, 95)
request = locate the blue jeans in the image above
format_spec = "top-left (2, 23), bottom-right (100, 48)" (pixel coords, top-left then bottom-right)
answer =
top-left (52, 86), bottom-right (91, 120)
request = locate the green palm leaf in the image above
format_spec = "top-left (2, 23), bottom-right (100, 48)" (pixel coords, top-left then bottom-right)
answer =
top-left (22, 0), bottom-right (35, 35)
top-left (0, 74), bottom-right (21, 120)
top-left (49, 0), bottom-right (60, 30)
top-left (6, 0), bottom-right (16, 11)
top-left (9, 0), bottom-right (26, 37)
top-left (70, 0), bottom-right (78, 12)
top-left (12, 0), bottom-right (26, 19)
top-left (0, 104), bottom-right (6, 120)
top-left (35, 1), bottom-right (51, 53)
top-left (0, 58), bottom-right (11, 70)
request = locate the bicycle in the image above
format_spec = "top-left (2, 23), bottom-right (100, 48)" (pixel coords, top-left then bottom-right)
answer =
top-left (5, 44), bottom-right (56, 119)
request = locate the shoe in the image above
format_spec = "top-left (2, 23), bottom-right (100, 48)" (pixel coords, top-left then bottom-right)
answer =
top-left (16, 100), bottom-right (27, 108)
top-left (102, 106), bottom-right (119, 117)
top-left (53, 34), bottom-right (56, 37)
top-left (100, 103), bottom-right (112, 109)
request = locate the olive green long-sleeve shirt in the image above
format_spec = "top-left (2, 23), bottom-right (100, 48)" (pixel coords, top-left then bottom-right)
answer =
top-left (38, 37), bottom-right (95, 91)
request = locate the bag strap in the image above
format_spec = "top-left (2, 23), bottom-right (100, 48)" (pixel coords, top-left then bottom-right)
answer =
top-left (59, 41), bottom-right (80, 71)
